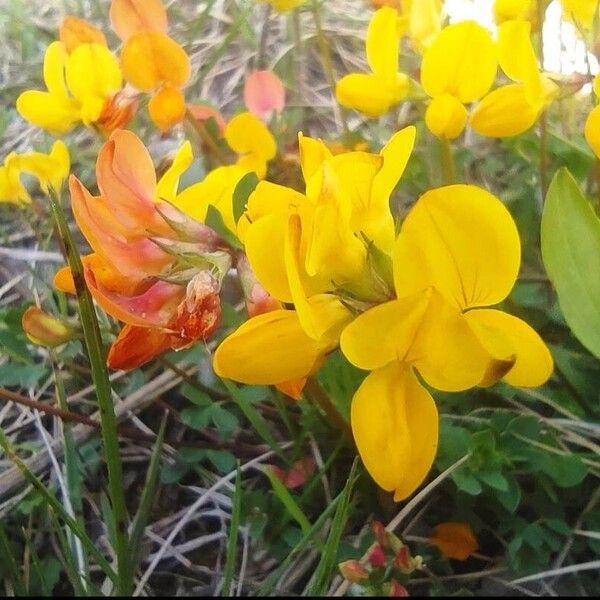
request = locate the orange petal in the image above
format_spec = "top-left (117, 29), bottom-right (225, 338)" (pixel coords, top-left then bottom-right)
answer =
top-left (188, 103), bottom-right (226, 134)
top-left (275, 377), bottom-right (307, 400)
top-left (85, 266), bottom-right (183, 327)
top-left (54, 265), bottom-right (76, 294)
top-left (107, 324), bottom-right (172, 370)
top-left (244, 70), bottom-right (286, 121)
top-left (148, 85), bottom-right (186, 131)
top-left (96, 89), bottom-right (139, 134)
top-left (59, 16), bottom-right (107, 53)
top-left (120, 31), bottom-right (190, 91)
top-left (109, 0), bottom-right (168, 40)
top-left (429, 522), bottom-right (479, 561)
top-left (70, 176), bottom-right (172, 278)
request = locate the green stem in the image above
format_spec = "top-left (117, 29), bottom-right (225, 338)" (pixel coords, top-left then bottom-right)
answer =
top-left (48, 188), bottom-right (131, 595)
top-left (185, 109), bottom-right (229, 166)
top-left (304, 376), bottom-right (353, 443)
top-left (440, 138), bottom-right (455, 185)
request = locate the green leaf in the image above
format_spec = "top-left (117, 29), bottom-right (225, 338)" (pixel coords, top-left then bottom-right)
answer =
top-left (210, 404), bottom-right (239, 436)
top-left (477, 469), bottom-right (508, 492)
top-left (232, 172), bottom-right (259, 224)
top-left (495, 475), bottom-right (522, 513)
top-left (451, 468), bottom-right (482, 496)
top-left (541, 168), bottom-right (600, 358)
top-left (541, 454), bottom-right (587, 487)
top-left (205, 449), bottom-right (236, 473)
top-left (205, 205), bottom-right (241, 249)
top-left (180, 406), bottom-right (212, 431)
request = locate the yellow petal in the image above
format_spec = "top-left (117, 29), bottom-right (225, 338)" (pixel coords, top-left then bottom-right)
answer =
top-left (148, 84), bottom-right (186, 131)
top-left (16, 90), bottom-right (79, 134)
top-left (298, 133), bottom-right (333, 186)
top-left (285, 214), bottom-right (342, 338)
top-left (335, 73), bottom-right (408, 118)
top-left (213, 309), bottom-right (336, 385)
top-left (238, 180), bottom-right (307, 242)
top-left (0, 162), bottom-right (30, 204)
top-left (156, 141), bottom-right (193, 203)
top-left (350, 362), bottom-right (438, 501)
top-left (425, 93), bottom-right (468, 140)
top-left (340, 292), bottom-right (432, 371)
top-left (15, 141), bottom-right (71, 194)
top-left (497, 20), bottom-right (539, 84)
top-left (409, 291), bottom-right (512, 392)
top-left (494, 0), bottom-right (533, 23)
top-left (393, 184), bottom-right (521, 310)
top-left (585, 104), bottom-right (600, 159)
top-left (407, 0), bottom-right (442, 51)
top-left (471, 84), bottom-right (541, 138)
top-left (366, 6), bottom-right (401, 79)
top-left (65, 43), bottom-right (122, 123)
top-left (43, 41), bottom-right (70, 99)
top-left (464, 309), bottom-right (554, 387)
top-left (173, 165), bottom-right (246, 232)
top-left (421, 21), bottom-right (497, 103)
top-left (121, 31), bottom-right (190, 91)
top-left (225, 111), bottom-right (277, 162)
top-left (561, 0), bottom-right (597, 28)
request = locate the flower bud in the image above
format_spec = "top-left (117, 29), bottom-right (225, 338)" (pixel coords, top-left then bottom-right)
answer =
top-left (369, 544), bottom-right (387, 568)
top-left (22, 306), bottom-right (75, 347)
top-left (338, 560), bottom-right (369, 583)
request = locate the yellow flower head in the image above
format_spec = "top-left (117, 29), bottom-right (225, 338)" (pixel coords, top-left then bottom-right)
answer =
top-left (16, 41), bottom-right (122, 134)
top-left (471, 20), bottom-right (558, 138)
top-left (493, 0), bottom-right (534, 24)
top-left (0, 141), bottom-right (70, 204)
top-left (336, 7), bottom-right (408, 117)
top-left (421, 20), bottom-right (497, 139)
top-left (260, 0), bottom-right (306, 12)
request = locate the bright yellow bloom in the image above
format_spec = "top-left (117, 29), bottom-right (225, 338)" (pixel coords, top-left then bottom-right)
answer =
top-left (224, 112), bottom-right (277, 179)
top-left (16, 41), bottom-right (122, 134)
top-left (421, 21), bottom-right (497, 139)
top-left (397, 0), bottom-right (443, 51)
top-left (214, 126), bottom-right (416, 393)
top-left (560, 0), bottom-right (598, 28)
top-left (493, 0), bottom-right (534, 23)
top-left (0, 141), bottom-right (70, 204)
top-left (336, 7), bottom-right (408, 117)
top-left (340, 184), bottom-right (553, 500)
top-left (260, 0), bottom-right (306, 12)
top-left (471, 20), bottom-right (558, 137)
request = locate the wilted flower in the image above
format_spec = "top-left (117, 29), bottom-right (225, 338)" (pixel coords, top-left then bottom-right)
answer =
top-left (244, 70), bottom-right (286, 122)
top-left (22, 306), bottom-right (76, 347)
top-left (429, 522), bottom-right (479, 561)
top-left (54, 130), bottom-right (230, 369)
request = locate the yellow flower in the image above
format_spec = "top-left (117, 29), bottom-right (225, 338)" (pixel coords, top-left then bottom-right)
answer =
top-left (421, 20), bottom-right (497, 139)
top-left (16, 41), bottom-right (122, 134)
top-left (339, 185), bottom-right (553, 500)
top-left (224, 112), bottom-right (277, 179)
top-left (214, 126), bottom-right (416, 393)
top-left (471, 20), bottom-right (558, 138)
top-left (493, 0), bottom-right (534, 23)
top-left (336, 7), bottom-right (408, 117)
top-left (0, 141), bottom-right (70, 204)
top-left (397, 0), bottom-right (443, 51)
top-left (560, 0), bottom-right (598, 29)
top-left (260, 0), bottom-right (306, 12)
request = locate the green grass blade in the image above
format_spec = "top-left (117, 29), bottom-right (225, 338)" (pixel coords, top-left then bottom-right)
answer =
top-left (308, 459), bottom-right (359, 595)
top-left (128, 414), bottom-right (168, 578)
top-left (0, 523), bottom-right (26, 595)
top-left (221, 379), bottom-right (285, 459)
top-left (221, 462), bottom-right (243, 596)
top-left (264, 466), bottom-right (311, 535)
top-left (48, 188), bottom-right (130, 594)
top-left (0, 428), bottom-right (118, 585)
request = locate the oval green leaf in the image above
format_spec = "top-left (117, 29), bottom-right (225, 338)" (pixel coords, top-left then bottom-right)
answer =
top-left (541, 167), bottom-right (600, 359)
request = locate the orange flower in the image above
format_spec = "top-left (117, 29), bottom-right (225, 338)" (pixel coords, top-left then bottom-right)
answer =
top-left (59, 16), bottom-right (107, 53)
top-left (111, 0), bottom-right (190, 131)
top-left (55, 130), bottom-right (230, 369)
top-left (429, 522), bottom-right (479, 560)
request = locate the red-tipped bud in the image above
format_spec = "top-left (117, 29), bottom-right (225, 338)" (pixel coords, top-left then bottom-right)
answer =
top-left (372, 520), bottom-right (387, 548)
top-left (369, 544), bottom-right (387, 568)
top-left (338, 560), bottom-right (368, 583)
top-left (389, 580), bottom-right (409, 597)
